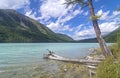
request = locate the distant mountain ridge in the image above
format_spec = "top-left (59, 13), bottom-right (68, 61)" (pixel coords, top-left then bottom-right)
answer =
top-left (77, 38), bottom-right (98, 43)
top-left (0, 9), bottom-right (74, 42)
top-left (78, 27), bottom-right (120, 43)
top-left (104, 27), bottom-right (120, 42)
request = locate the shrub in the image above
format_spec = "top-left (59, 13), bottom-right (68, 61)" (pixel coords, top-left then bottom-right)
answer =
top-left (95, 57), bottom-right (120, 78)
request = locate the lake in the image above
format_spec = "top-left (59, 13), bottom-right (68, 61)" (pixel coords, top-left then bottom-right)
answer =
top-left (0, 43), bottom-right (99, 78)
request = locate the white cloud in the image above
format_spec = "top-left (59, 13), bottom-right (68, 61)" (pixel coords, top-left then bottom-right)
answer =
top-left (83, 11), bottom-right (88, 16)
top-left (25, 10), bottom-right (32, 16)
top-left (47, 22), bottom-right (72, 32)
top-left (96, 9), bottom-right (110, 20)
top-left (59, 9), bottom-right (83, 24)
top-left (46, 9), bottom-right (82, 33)
top-left (112, 11), bottom-right (120, 22)
top-left (99, 22), bottom-right (118, 34)
top-left (73, 24), bottom-right (84, 33)
top-left (113, 11), bottom-right (120, 16)
top-left (73, 26), bottom-right (95, 40)
top-left (47, 22), bottom-right (60, 31)
top-left (39, 0), bottom-right (67, 21)
top-left (24, 0), bottom-right (120, 40)
top-left (39, 0), bottom-right (82, 22)
top-left (104, 11), bottom-right (120, 23)
top-left (96, 10), bottom-right (120, 23)
top-left (38, 1), bottom-right (119, 40)
top-left (72, 9), bottom-right (120, 40)
top-left (38, 0), bottom-right (83, 34)
top-left (0, 0), bottom-right (30, 9)
top-left (25, 10), bottom-right (39, 20)
top-left (73, 22), bottom-right (118, 40)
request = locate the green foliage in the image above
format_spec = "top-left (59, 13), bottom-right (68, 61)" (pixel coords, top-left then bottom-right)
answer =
top-left (109, 30), bottom-right (120, 58)
top-left (0, 25), bottom-right (31, 42)
top-left (110, 43), bottom-right (120, 59)
top-left (96, 38), bottom-right (120, 78)
top-left (90, 15), bottom-right (102, 20)
top-left (95, 57), bottom-right (120, 78)
top-left (0, 9), bottom-right (74, 43)
top-left (56, 33), bottom-right (73, 41)
top-left (104, 27), bottom-right (120, 42)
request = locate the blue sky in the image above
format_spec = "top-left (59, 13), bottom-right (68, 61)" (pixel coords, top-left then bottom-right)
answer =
top-left (0, 0), bottom-right (120, 40)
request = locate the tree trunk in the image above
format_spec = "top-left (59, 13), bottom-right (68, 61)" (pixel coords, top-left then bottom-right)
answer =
top-left (87, 0), bottom-right (113, 57)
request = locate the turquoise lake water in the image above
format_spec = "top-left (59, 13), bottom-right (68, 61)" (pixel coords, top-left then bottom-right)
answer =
top-left (0, 43), bottom-right (99, 67)
top-left (0, 43), bottom-right (100, 78)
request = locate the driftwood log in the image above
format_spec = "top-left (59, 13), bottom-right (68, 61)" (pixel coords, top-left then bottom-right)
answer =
top-left (44, 53), bottom-right (101, 64)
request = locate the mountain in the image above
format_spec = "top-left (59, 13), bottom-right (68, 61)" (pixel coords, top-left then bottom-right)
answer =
top-left (77, 38), bottom-right (98, 43)
top-left (78, 27), bottom-right (120, 43)
top-left (56, 33), bottom-right (74, 42)
top-left (0, 9), bottom-right (74, 43)
top-left (104, 27), bottom-right (120, 42)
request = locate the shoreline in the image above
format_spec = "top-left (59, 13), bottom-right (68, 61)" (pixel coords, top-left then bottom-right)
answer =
top-left (0, 43), bottom-right (102, 78)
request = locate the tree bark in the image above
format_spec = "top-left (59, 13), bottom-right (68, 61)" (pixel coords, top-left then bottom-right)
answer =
top-left (87, 0), bottom-right (113, 57)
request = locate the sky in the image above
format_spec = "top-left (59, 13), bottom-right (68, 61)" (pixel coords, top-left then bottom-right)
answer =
top-left (0, 0), bottom-right (120, 40)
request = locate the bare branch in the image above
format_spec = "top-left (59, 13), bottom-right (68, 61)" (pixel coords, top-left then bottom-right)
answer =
top-left (64, 0), bottom-right (88, 9)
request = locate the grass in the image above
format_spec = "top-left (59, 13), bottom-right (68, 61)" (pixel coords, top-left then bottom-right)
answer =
top-left (95, 57), bottom-right (120, 78)
top-left (95, 38), bottom-right (120, 78)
